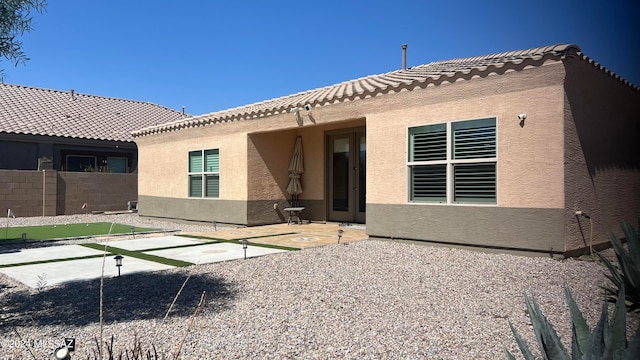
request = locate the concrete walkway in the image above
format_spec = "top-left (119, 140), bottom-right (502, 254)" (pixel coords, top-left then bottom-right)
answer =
top-left (0, 222), bottom-right (368, 288)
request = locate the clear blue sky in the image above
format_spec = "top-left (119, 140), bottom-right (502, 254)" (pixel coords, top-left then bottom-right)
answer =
top-left (3, 0), bottom-right (639, 116)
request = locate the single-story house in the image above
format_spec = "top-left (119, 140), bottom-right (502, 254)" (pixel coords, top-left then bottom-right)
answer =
top-left (133, 44), bottom-right (639, 256)
top-left (0, 84), bottom-right (186, 172)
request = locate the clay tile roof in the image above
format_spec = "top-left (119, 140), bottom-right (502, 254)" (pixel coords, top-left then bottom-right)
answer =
top-left (0, 84), bottom-right (185, 142)
top-left (134, 44), bottom-right (601, 138)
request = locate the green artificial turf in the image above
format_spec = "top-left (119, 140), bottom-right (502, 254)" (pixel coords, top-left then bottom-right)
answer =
top-left (177, 234), bottom-right (300, 251)
top-left (81, 243), bottom-right (193, 267)
top-left (0, 254), bottom-right (108, 268)
top-left (1, 222), bottom-right (159, 242)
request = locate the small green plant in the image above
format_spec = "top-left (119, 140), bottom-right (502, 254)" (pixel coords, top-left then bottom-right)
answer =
top-left (505, 286), bottom-right (640, 360)
top-left (35, 273), bottom-right (47, 292)
top-left (597, 221), bottom-right (640, 312)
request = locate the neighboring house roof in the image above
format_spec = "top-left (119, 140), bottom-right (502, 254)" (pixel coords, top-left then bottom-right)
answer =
top-left (0, 84), bottom-right (186, 142)
top-left (133, 43), bottom-right (637, 138)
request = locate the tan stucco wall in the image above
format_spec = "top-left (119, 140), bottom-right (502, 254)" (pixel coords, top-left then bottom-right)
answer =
top-left (137, 125), bottom-right (247, 200)
top-left (367, 62), bottom-right (567, 209)
top-left (135, 56), bottom-right (638, 254)
top-left (563, 57), bottom-right (640, 253)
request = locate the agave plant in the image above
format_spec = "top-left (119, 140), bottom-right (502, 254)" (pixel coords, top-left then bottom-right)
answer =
top-left (505, 286), bottom-right (640, 360)
top-left (597, 221), bottom-right (640, 312)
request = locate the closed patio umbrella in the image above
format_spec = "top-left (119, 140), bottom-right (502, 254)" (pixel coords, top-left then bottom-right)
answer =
top-left (286, 136), bottom-right (304, 206)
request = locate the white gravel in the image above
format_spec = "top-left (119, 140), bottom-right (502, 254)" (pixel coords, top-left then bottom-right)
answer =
top-left (1, 214), bottom-right (637, 359)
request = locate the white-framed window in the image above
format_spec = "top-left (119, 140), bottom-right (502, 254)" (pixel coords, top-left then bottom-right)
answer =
top-left (408, 117), bottom-right (496, 204)
top-left (188, 149), bottom-right (219, 198)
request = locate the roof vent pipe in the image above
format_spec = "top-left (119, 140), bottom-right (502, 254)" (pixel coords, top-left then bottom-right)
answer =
top-left (182, 106), bottom-right (185, 116)
top-left (402, 44), bottom-right (407, 70)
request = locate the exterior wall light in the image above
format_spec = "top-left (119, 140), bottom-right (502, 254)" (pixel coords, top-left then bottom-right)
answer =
top-left (114, 254), bottom-right (124, 277)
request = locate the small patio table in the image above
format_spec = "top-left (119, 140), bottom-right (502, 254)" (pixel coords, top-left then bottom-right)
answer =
top-left (283, 207), bottom-right (305, 225)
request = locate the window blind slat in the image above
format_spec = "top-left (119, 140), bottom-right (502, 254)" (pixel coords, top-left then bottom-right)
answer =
top-left (454, 163), bottom-right (496, 202)
top-left (410, 124), bottom-right (446, 162)
top-left (411, 164), bottom-right (446, 201)
top-left (204, 149), bottom-right (219, 172)
top-left (205, 174), bottom-right (219, 198)
top-left (453, 122), bottom-right (496, 159)
top-left (189, 151), bottom-right (203, 172)
top-left (189, 175), bottom-right (203, 197)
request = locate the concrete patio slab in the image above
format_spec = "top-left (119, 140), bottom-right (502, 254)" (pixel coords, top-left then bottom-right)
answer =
top-left (98, 235), bottom-right (205, 251)
top-left (0, 256), bottom-right (174, 288)
top-left (0, 223), bottom-right (366, 289)
top-left (0, 244), bottom-right (104, 266)
top-left (145, 242), bottom-right (288, 264)
top-left (190, 222), bottom-right (368, 249)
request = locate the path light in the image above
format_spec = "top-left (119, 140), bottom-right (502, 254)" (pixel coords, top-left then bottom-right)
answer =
top-left (130, 225), bottom-right (136, 239)
top-left (241, 239), bottom-right (248, 260)
top-left (338, 229), bottom-right (344, 244)
top-left (114, 254), bottom-right (124, 277)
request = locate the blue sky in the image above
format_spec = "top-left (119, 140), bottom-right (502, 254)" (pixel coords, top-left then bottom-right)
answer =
top-left (2, 0), bottom-right (638, 116)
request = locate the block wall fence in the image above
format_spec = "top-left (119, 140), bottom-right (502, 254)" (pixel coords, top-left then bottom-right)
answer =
top-left (0, 170), bottom-right (137, 217)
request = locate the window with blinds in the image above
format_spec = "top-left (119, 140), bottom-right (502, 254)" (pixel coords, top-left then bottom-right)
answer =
top-left (409, 118), bottom-right (496, 204)
top-left (188, 149), bottom-right (220, 198)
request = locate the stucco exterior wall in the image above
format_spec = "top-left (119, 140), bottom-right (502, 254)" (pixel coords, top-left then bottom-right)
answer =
top-left (135, 56), bottom-right (636, 255)
top-left (562, 57), bottom-right (640, 253)
top-left (365, 62), bottom-right (569, 253)
top-left (367, 62), bottom-right (566, 208)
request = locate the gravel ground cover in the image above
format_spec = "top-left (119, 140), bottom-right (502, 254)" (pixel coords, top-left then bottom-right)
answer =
top-left (0, 214), bottom-right (637, 359)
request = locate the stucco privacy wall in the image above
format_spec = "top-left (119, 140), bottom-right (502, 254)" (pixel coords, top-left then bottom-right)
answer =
top-left (0, 170), bottom-right (136, 216)
top-left (0, 170), bottom-right (56, 216)
top-left (56, 172), bottom-right (137, 214)
top-left (366, 62), bottom-right (568, 253)
top-left (562, 57), bottom-right (640, 254)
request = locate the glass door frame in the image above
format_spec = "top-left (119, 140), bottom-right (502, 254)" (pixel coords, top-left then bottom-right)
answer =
top-left (326, 127), bottom-right (366, 223)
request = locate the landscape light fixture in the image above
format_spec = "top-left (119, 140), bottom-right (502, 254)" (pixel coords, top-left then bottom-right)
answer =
top-left (114, 254), bottom-right (124, 277)
top-left (130, 225), bottom-right (136, 239)
top-left (338, 229), bottom-right (344, 244)
top-left (241, 239), bottom-right (248, 260)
